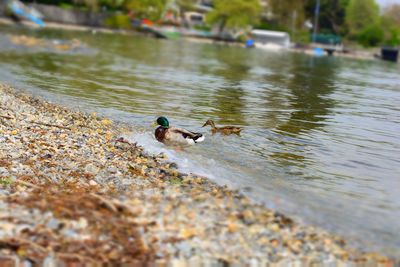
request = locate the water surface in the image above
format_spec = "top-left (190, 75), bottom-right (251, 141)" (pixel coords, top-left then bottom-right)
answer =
top-left (1, 25), bottom-right (399, 257)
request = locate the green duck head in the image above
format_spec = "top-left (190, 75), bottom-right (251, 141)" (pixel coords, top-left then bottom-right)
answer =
top-left (156, 116), bottom-right (169, 128)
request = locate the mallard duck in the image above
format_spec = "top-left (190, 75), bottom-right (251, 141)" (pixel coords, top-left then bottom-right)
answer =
top-left (202, 119), bottom-right (243, 135)
top-left (154, 117), bottom-right (205, 145)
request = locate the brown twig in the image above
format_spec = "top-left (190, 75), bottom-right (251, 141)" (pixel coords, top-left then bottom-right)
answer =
top-left (15, 179), bottom-right (41, 189)
top-left (0, 114), bottom-right (14, 120)
top-left (7, 237), bottom-right (49, 253)
top-left (26, 120), bottom-right (71, 130)
top-left (89, 193), bottom-right (118, 213)
top-left (112, 199), bottom-right (142, 216)
top-left (115, 137), bottom-right (130, 144)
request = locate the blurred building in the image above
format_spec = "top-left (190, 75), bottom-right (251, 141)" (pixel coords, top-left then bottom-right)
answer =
top-left (183, 11), bottom-right (205, 27)
top-left (179, 0), bottom-right (213, 27)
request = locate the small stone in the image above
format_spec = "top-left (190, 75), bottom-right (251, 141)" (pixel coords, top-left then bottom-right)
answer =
top-left (46, 218), bottom-right (60, 230)
top-left (77, 218), bottom-right (88, 229)
top-left (268, 223), bottom-right (280, 232)
top-left (228, 223), bottom-right (238, 233)
top-left (88, 180), bottom-right (98, 186)
top-left (85, 164), bottom-right (99, 174)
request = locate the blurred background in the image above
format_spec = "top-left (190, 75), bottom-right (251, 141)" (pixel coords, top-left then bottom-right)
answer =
top-left (1, 0), bottom-right (400, 52)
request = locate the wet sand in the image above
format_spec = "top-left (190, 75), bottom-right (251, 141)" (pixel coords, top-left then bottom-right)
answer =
top-left (0, 83), bottom-right (396, 266)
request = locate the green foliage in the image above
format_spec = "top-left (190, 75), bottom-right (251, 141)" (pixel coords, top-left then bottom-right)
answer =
top-left (71, 0), bottom-right (126, 11)
top-left (381, 23), bottom-right (400, 47)
top-left (104, 14), bottom-right (131, 28)
top-left (345, 0), bottom-right (379, 38)
top-left (304, 0), bottom-right (349, 35)
top-left (175, 0), bottom-right (195, 12)
top-left (59, 3), bottom-right (75, 9)
top-left (269, 0), bottom-right (306, 33)
top-left (124, 0), bottom-right (167, 21)
top-left (193, 24), bottom-right (211, 31)
top-left (381, 5), bottom-right (400, 46)
top-left (293, 29), bottom-right (311, 44)
top-left (383, 4), bottom-right (400, 27)
top-left (100, 0), bottom-right (125, 9)
top-left (385, 28), bottom-right (400, 47)
top-left (357, 23), bottom-right (384, 47)
top-left (72, 0), bottom-right (100, 11)
top-left (254, 21), bottom-right (287, 32)
top-left (206, 0), bottom-right (262, 32)
top-left (0, 177), bottom-right (13, 186)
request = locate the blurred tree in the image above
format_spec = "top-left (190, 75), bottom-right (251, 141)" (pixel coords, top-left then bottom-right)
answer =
top-left (386, 28), bottom-right (400, 46)
top-left (357, 23), bottom-right (384, 47)
top-left (105, 14), bottom-right (131, 28)
top-left (381, 4), bottom-right (400, 46)
top-left (304, 0), bottom-right (349, 34)
top-left (100, 0), bottom-right (125, 9)
top-left (206, 0), bottom-right (262, 33)
top-left (266, 0), bottom-right (311, 43)
top-left (72, 0), bottom-right (99, 11)
top-left (383, 4), bottom-right (400, 26)
top-left (174, 0), bottom-right (195, 24)
top-left (269, 0), bottom-right (306, 32)
top-left (124, 0), bottom-right (167, 21)
top-left (345, 0), bottom-right (379, 38)
top-left (175, 0), bottom-right (194, 12)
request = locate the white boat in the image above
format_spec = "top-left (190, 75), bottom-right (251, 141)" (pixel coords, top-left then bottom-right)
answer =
top-left (251, 29), bottom-right (290, 50)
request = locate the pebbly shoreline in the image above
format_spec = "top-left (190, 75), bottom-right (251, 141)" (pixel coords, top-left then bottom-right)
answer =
top-left (0, 83), bottom-right (397, 266)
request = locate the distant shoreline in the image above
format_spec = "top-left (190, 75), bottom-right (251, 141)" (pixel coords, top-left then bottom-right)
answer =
top-left (0, 16), bottom-right (136, 35)
top-left (0, 17), bottom-right (237, 46)
top-left (0, 16), bottom-right (384, 62)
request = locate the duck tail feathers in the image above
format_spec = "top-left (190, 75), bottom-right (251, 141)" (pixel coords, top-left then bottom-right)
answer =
top-left (194, 134), bottom-right (205, 143)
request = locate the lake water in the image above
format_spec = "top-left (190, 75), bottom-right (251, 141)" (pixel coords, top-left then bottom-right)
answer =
top-left (1, 25), bottom-right (399, 257)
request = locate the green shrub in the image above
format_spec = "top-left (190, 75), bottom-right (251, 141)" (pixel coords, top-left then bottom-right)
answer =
top-left (294, 30), bottom-right (311, 44)
top-left (193, 25), bottom-right (212, 32)
top-left (0, 177), bottom-right (13, 186)
top-left (104, 14), bottom-right (131, 29)
top-left (254, 21), bottom-right (288, 32)
top-left (357, 23), bottom-right (384, 47)
top-left (385, 28), bottom-right (400, 47)
top-left (59, 3), bottom-right (74, 9)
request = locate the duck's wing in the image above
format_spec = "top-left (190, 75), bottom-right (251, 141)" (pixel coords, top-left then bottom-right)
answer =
top-left (169, 127), bottom-right (205, 143)
top-left (219, 126), bottom-right (244, 132)
top-left (220, 126), bottom-right (243, 130)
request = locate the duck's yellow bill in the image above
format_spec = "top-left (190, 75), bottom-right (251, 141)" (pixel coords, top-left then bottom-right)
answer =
top-left (151, 121), bottom-right (158, 127)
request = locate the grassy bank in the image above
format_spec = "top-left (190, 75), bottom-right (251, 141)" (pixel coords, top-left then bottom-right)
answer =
top-left (0, 84), bottom-right (396, 266)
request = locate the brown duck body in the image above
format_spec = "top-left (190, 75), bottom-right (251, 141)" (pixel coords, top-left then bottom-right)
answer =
top-left (155, 126), bottom-right (204, 145)
top-left (202, 120), bottom-right (243, 135)
top-left (155, 126), bottom-right (167, 143)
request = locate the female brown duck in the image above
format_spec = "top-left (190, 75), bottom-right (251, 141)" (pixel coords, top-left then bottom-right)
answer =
top-left (202, 119), bottom-right (243, 135)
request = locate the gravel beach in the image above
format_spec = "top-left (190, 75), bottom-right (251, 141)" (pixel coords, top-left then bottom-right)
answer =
top-left (0, 83), bottom-right (396, 266)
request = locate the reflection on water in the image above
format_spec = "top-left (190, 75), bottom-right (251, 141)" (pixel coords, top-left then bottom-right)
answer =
top-left (280, 56), bottom-right (336, 135)
top-left (271, 57), bottom-right (337, 169)
top-left (1, 25), bottom-right (400, 257)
